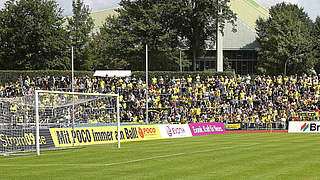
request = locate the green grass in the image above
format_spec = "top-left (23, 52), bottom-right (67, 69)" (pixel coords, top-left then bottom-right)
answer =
top-left (1, 133), bottom-right (320, 180)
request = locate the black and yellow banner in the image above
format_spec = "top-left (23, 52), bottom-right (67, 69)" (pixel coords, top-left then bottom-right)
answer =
top-left (226, 123), bottom-right (241, 130)
top-left (297, 111), bottom-right (319, 121)
top-left (0, 129), bottom-right (54, 152)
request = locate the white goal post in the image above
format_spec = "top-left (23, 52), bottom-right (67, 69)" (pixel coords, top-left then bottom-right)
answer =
top-left (34, 90), bottom-right (121, 155)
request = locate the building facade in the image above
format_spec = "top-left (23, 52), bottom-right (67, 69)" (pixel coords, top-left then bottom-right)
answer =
top-left (190, 0), bottom-right (269, 74)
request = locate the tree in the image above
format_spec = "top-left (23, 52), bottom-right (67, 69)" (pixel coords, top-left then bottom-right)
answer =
top-left (0, 0), bottom-right (69, 70)
top-left (166, 0), bottom-right (237, 70)
top-left (313, 16), bottom-right (320, 73)
top-left (67, 0), bottom-right (94, 70)
top-left (98, 0), bottom-right (236, 71)
top-left (223, 57), bottom-right (231, 71)
top-left (97, 0), bottom-right (181, 71)
top-left (87, 31), bottom-right (129, 70)
top-left (97, 15), bottom-right (145, 70)
top-left (256, 3), bottom-right (316, 75)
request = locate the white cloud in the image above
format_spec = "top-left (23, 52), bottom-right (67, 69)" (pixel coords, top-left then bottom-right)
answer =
top-left (0, 0), bottom-right (318, 20)
top-left (283, 0), bottom-right (299, 4)
top-left (0, 0), bottom-right (6, 9)
top-left (0, 0), bottom-right (120, 15)
top-left (299, 0), bottom-right (320, 20)
top-left (59, 0), bottom-right (120, 16)
top-left (83, 0), bottom-right (93, 9)
top-left (255, 0), bottom-right (319, 20)
top-left (256, 0), bottom-right (298, 7)
top-left (89, 0), bottom-right (120, 11)
top-left (255, 0), bottom-right (299, 6)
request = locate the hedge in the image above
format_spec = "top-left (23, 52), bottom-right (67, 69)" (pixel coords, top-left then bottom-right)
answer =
top-left (132, 71), bottom-right (235, 79)
top-left (0, 70), bottom-right (94, 84)
top-left (0, 70), bottom-right (234, 84)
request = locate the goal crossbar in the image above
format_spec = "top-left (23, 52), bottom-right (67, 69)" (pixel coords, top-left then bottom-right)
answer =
top-left (35, 90), bottom-right (119, 97)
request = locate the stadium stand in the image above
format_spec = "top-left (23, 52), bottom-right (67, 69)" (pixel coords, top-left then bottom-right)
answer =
top-left (1, 74), bottom-right (319, 130)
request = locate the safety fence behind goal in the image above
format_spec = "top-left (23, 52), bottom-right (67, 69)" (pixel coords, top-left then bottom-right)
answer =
top-left (0, 90), bottom-right (120, 156)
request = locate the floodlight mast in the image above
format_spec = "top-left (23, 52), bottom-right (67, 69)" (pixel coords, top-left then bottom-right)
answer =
top-left (146, 44), bottom-right (149, 124)
top-left (117, 94), bottom-right (120, 148)
top-left (180, 48), bottom-right (182, 72)
top-left (72, 46), bottom-right (75, 147)
top-left (216, 0), bottom-right (223, 72)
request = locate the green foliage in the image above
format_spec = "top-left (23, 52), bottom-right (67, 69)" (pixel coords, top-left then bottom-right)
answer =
top-left (0, 70), bottom-right (93, 84)
top-left (256, 3), bottom-right (316, 75)
top-left (97, 0), bottom-right (237, 71)
top-left (0, 0), bottom-right (69, 70)
top-left (313, 17), bottom-right (320, 73)
top-left (223, 57), bottom-right (231, 71)
top-left (67, 0), bottom-right (95, 70)
top-left (96, 0), bottom-right (181, 71)
top-left (0, 70), bottom-right (233, 84)
top-left (166, 0), bottom-right (237, 70)
top-left (0, 0), bottom-right (237, 72)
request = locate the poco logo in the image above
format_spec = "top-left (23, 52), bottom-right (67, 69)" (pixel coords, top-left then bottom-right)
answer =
top-left (138, 128), bottom-right (144, 138)
top-left (138, 127), bottom-right (157, 138)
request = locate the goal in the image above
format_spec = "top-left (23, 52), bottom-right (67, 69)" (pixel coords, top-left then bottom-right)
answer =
top-left (0, 90), bottom-right (120, 156)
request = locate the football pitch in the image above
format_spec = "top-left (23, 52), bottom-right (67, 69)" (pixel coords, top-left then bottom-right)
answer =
top-left (1, 133), bottom-right (320, 180)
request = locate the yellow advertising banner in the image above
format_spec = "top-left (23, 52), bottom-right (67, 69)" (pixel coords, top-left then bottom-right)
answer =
top-left (226, 123), bottom-right (241, 130)
top-left (49, 125), bottom-right (162, 148)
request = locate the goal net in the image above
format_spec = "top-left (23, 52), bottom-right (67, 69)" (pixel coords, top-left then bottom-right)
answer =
top-left (0, 90), bottom-right (120, 156)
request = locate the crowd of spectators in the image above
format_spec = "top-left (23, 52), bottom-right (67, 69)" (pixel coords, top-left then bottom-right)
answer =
top-left (1, 73), bottom-right (320, 127)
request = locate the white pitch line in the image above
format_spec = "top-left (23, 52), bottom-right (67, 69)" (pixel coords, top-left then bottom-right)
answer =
top-left (102, 146), bottom-right (235, 166)
top-left (0, 143), bottom-right (260, 167)
top-left (0, 151), bottom-right (77, 161)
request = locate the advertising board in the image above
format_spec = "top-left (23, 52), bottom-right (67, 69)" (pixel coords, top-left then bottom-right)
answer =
top-left (158, 124), bottom-right (192, 138)
top-left (136, 125), bottom-right (162, 140)
top-left (188, 123), bottom-right (226, 136)
top-left (289, 121), bottom-right (320, 133)
top-left (0, 129), bottom-right (54, 152)
top-left (226, 123), bottom-right (241, 130)
top-left (49, 125), bottom-right (162, 147)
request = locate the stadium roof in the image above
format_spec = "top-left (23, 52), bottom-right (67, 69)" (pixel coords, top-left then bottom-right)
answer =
top-left (206, 0), bottom-right (269, 50)
top-left (220, 0), bottom-right (269, 50)
top-left (223, 19), bottom-right (259, 50)
top-left (229, 0), bottom-right (269, 30)
top-left (91, 8), bottom-right (118, 32)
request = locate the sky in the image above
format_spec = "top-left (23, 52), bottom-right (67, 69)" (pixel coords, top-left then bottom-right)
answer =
top-left (0, 0), bottom-right (120, 16)
top-left (0, 0), bottom-right (319, 20)
top-left (255, 0), bottom-right (320, 20)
